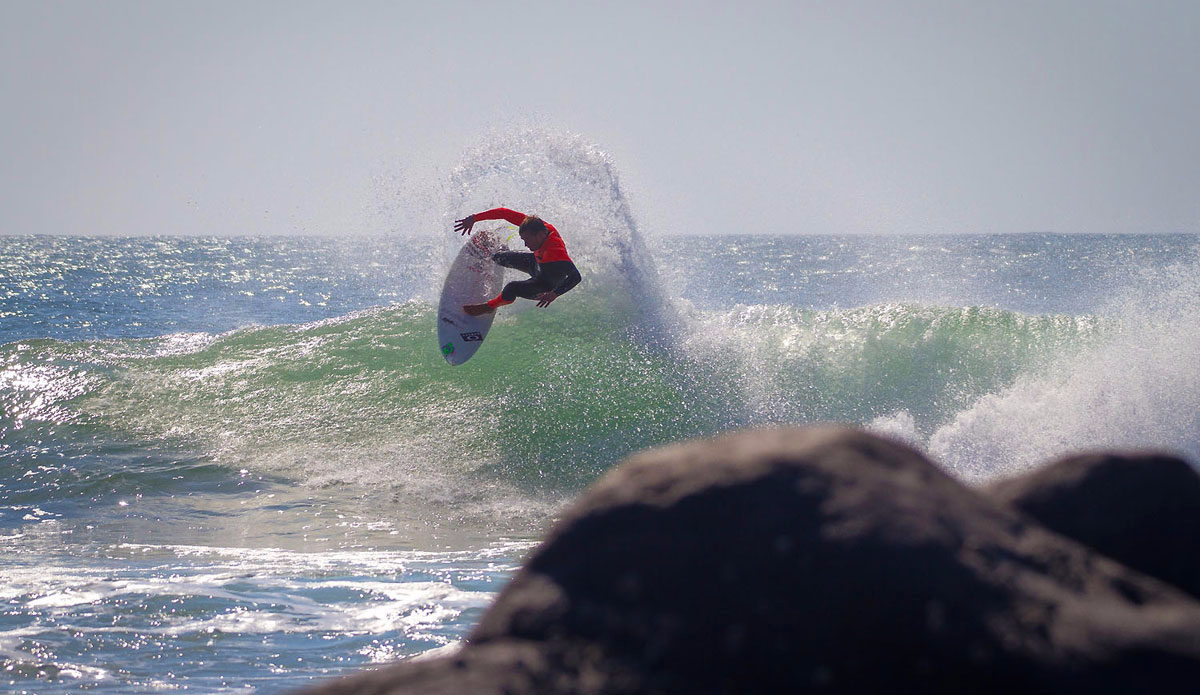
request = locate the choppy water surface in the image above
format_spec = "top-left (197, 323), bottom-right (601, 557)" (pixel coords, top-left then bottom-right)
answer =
top-left (2, 134), bottom-right (1197, 692)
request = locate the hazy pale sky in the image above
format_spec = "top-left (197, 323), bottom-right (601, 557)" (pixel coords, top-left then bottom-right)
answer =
top-left (3, 0), bottom-right (1198, 236)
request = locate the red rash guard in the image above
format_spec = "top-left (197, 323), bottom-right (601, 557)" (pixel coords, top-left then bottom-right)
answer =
top-left (471, 208), bottom-right (573, 263)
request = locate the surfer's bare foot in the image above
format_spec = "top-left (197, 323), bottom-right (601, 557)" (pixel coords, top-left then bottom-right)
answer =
top-left (463, 303), bottom-right (494, 316)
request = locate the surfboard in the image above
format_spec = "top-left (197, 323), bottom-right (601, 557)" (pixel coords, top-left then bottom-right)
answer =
top-left (437, 229), bottom-right (505, 365)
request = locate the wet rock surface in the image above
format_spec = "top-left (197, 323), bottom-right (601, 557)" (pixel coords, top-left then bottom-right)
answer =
top-left (302, 427), bottom-right (1200, 694)
top-left (986, 451), bottom-right (1200, 600)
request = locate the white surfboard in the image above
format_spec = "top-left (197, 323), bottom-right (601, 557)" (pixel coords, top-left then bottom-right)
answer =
top-left (437, 229), bottom-right (505, 365)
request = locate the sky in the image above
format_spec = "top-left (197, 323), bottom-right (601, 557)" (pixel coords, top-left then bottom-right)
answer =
top-left (2, 0), bottom-right (1198, 236)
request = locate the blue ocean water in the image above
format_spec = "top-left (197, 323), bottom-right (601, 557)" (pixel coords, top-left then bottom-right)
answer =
top-left (3, 135), bottom-right (1199, 692)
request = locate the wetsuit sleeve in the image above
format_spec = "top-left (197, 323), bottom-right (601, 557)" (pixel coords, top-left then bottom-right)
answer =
top-left (543, 260), bottom-right (582, 296)
top-left (472, 208), bottom-right (527, 226)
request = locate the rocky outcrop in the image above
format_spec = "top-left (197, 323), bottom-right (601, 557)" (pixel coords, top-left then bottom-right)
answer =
top-left (986, 451), bottom-right (1200, 600)
top-left (301, 427), bottom-right (1200, 695)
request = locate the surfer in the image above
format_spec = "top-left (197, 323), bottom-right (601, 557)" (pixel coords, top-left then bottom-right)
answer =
top-left (455, 208), bottom-right (582, 316)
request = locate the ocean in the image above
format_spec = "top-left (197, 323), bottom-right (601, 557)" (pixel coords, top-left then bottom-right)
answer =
top-left (2, 136), bottom-right (1198, 692)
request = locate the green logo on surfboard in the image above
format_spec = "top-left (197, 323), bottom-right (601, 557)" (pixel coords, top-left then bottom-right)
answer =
top-left (441, 341), bottom-right (454, 356)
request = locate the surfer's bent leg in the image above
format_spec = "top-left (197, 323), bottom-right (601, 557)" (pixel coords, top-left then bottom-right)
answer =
top-left (485, 252), bottom-right (541, 309)
top-left (492, 251), bottom-right (537, 276)
top-left (487, 277), bottom-right (554, 308)
top-left (483, 260), bottom-right (581, 310)
top-left (465, 253), bottom-right (549, 316)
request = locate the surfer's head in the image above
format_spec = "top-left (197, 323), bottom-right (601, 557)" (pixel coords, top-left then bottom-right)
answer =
top-left (518, 216), bottom-right (550, 250)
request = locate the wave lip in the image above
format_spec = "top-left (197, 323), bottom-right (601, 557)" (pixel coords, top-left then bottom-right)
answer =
top-left (445, 129), bottom-right (678, 340)
top-left (928, 253), bottom-right (1200, 481)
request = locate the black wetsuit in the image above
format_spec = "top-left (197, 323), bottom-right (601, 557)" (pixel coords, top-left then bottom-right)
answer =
top-left (492, 251), bottom-right (582, 302)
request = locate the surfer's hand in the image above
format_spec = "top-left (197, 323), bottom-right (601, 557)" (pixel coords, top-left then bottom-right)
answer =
top-left (535, 291), bottom-right (558, 308)
top-left (454, 216), bottom-right (476, 235)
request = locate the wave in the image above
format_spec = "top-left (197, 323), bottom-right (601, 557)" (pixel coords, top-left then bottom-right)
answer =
top-left (1, 296), bottom-right (1115, 505)
top-left (3, 131), bottom-right (1196, 520)
top-left (922, 255), bottom-right (1200, 481)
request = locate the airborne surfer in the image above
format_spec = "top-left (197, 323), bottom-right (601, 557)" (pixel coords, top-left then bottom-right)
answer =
top-left (454, 208), bottom-right (582, 316)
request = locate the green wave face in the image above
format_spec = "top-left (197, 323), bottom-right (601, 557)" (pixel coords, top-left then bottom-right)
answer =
top-left (2, 296), bottom-right (1106, 498)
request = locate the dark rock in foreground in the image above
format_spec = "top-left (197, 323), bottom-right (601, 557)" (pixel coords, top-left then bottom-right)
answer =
top-left (301, 427), bottom-right (1200, 694)
top-left (986, 451), bottom-right (1200, 600)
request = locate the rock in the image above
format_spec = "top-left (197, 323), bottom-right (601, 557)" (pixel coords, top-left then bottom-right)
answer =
top-left (986, 451), bottom-right (1200, 600)
top-left (301, 427), bottom-right (1200, 695)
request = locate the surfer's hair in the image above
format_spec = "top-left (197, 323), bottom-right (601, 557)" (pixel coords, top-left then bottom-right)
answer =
top-left (519, 216), bottom-right (548, 237)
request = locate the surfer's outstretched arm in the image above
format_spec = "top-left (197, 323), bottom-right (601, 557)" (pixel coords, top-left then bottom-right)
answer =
top-left (456, 208), bottom-right (529, 235)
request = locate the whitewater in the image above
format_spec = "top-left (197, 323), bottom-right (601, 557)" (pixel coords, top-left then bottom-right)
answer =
top-left (2, 133), bottom-right (1198, 692)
